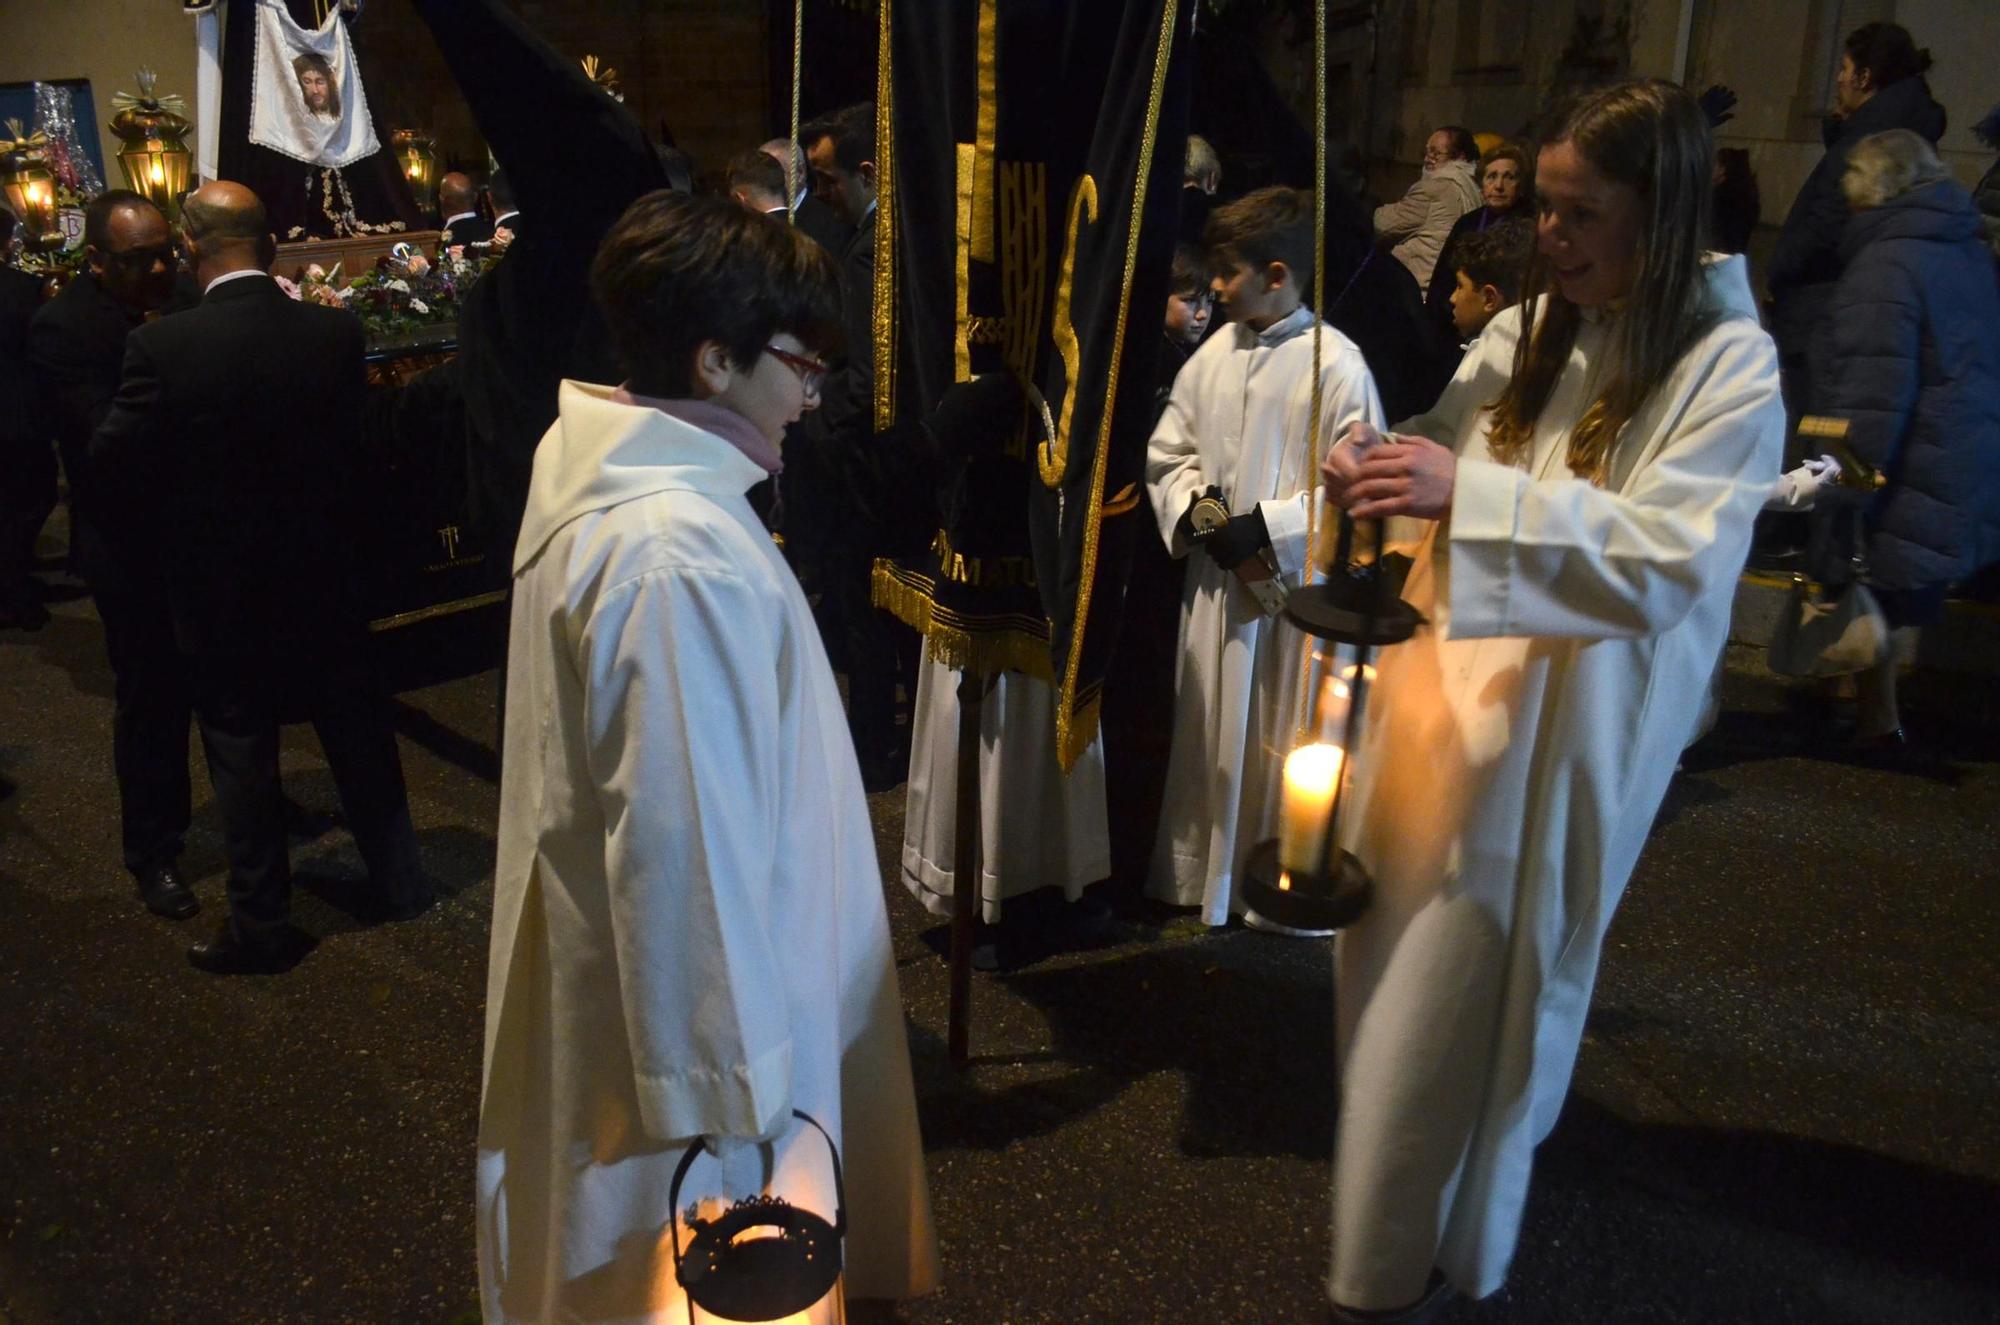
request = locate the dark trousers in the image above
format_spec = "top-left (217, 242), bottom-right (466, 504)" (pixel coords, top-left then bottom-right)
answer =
top-left (0, 430), bottom-right (56, 605)
top-left (192, 650), bottom-right (421, 938)
top-left (835, 551), bottom-right (917, 773)
top-left (95, 580), bottom-right (194, 875)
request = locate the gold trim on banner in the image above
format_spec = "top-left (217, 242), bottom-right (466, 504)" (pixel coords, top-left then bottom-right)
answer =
top-left (1054, 0), bottom-right (1180, 771)
top-left (872, 0), bottom-right (897, 431)
top-left (872, 560), bottom-right (1054, 680)
top-left (971, 0), bottom-right (999, 263)
top-left (954, 143), bottom-right (976, 381)
top-left (1039, 174), bottom-right (1099, 489)
top-left (1000, 160), bottom-right (1050, 455)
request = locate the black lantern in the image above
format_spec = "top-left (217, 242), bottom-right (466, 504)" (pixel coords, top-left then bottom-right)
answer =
top-left (669, 1110), bottom-right (847, 1325)
top-left (1239, 512), bottom-right (1421, 932)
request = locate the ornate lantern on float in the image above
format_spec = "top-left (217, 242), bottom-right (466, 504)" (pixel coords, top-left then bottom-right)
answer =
top-left (668, 1111), bottom-right (847, 1325)
top-left (0, 119), bottom-right (62, 251)
top-left (1239, 507), bottom-right (1422, 933)
top-left (390, 130), bottom-right (438, 215)
top-left (110, 70), bottom-right (194, 221)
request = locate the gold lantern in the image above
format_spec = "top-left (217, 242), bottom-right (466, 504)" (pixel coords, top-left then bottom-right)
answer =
top-left (391, 130), bottom-right (437, 214)
top-left (0, 119), bottom-right (61, 251)
top-left (668, 1111), bottom-right (847, 1325)
top-left (110, 70), bottom-right (194, 220)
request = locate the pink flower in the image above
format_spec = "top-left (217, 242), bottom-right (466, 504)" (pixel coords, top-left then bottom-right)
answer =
top-left (275, 274), bottom-right (303, 300)
top-left (405, 253), bottom-right (431, 277)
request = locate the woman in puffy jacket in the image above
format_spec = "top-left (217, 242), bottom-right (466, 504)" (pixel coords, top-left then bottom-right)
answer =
top-left (1810, 129), bottom-right (2000, 749)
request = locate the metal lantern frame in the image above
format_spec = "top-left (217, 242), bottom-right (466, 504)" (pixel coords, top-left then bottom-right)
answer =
top-left (110, 71), bottom-right (195, 221)
top-left (390, 130), bottom-right (438, 216)
top-left (669, 1110), bottom-right (848, 1325)
top-left (0, 126), bottom-right (61, 251)
top-left (1239, 518), bottom-right (1420, 932)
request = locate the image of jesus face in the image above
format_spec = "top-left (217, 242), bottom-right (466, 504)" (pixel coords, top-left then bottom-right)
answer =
top-left (293, 55), bottom-right (340, 120)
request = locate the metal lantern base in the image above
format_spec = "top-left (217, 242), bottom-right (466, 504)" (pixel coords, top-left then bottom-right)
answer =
top-left (1240, 838), bottom-right (1373, 932)
top-left (1284, 578), bottom-right (1421, 647)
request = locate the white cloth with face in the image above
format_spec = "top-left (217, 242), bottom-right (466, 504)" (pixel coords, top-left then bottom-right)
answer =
top-left (1325, 255), bottom-right (1785, 1309)
top-left (247, 0), bottom-right (381, 168)
top-left (1144, 306), bottom-right (1385, 925)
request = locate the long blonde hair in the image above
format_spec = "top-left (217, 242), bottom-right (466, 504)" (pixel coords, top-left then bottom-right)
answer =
top-left (1485, 80), bottom-right (1717, 480)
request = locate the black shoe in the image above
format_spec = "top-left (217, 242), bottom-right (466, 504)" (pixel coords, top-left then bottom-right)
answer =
top-left (375, 883), bottom-right (436, 924)
top-left (1328, 1272), bottom-right (1457, 1324)
top-left (186, 923), bottom-right (311, 975)
top-left (136, 863), bottom-right (200, 921)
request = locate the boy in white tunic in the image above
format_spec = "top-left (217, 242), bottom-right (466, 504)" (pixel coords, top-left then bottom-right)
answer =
top-left (1320, 82), bottom-right (1784, 1321)
top-left (1145, 186), bottom-right (1385, 930)
top-left (478, 193), bottom-right (937, 1324)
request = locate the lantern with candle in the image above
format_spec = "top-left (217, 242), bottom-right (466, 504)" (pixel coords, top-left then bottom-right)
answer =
top-left (668, 1110), bottom-right (847, 1325)
top-left (390, 130), bottom-right (438, 215)
top-left (0, 119), bottom-right (62, 251)
top-left (1239, 508), bottom-right (1420, 933)
top-left (110, 70), bottom-right (194, 220)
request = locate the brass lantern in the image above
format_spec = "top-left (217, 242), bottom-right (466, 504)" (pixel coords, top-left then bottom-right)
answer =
top-left (668, 1111), bottom-right (847, 1325)
top-left (0, 119), bottom-right (61, 251)
top-left (110, 70), bottom-right (194, 220)
top-left (1239, 511), bottom-right (1421, 932)
top-left (390, 130), bottom-right (437, 214)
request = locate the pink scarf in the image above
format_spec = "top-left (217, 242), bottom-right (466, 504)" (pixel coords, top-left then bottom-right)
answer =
top-left (612, 387), bottom-right (784, 476)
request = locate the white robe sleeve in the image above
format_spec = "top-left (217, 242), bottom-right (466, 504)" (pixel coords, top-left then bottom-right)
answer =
top-left (1446, 328), bottom-right (1784, 640)
top-left (1259, 342), bottom-right (1385, 578)
top-left (579, 566), bottom-right (793, 1143)
top-left (1147, 357), bottom-right (1209, 558)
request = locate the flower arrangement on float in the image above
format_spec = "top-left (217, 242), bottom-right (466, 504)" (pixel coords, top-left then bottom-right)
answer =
top-left (285, 242), bottom-right (492, 341)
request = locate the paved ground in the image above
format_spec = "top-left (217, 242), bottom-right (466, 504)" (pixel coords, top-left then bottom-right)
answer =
top-left (2, 577), bottom-right (1997, 1324)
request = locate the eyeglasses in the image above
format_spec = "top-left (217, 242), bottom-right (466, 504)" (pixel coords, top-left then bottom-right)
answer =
top-left (105, 242), bottom-right (176, 271)
top-left (765, 344), bottom-right (830, 394)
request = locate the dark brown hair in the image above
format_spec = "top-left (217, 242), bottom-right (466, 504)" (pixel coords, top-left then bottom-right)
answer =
top-left (1844, 22), bottom-right (1932, 91)
top-left (1169, 242), bottom-right (1209, 297)
top-left (291, 52), bottom-right (340, 119)
top-left (1204, 185), bottom-right (1314, 296)
top-left (591, 191), bottom-right (841, 398)
top-left (1485, 80), bottom-right (1717, 480)
top-left (801, 103), bottom-right (876, 175)
top-left (1454, 216), bottom-right (1534, 305)
top-left (724, 149), bottom-right (788, 205)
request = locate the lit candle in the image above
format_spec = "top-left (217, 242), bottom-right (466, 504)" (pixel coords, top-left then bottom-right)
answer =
top-left (1278, 742), bottom-right (1343, 872)
top-left (148, 156), bottom-right (165, 185)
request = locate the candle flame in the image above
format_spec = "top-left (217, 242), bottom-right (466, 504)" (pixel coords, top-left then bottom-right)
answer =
top-left (149, 157), bottom-right (165, 185)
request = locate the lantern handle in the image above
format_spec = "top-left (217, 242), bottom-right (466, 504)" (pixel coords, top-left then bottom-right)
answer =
top-left (665, 1108), bottom-right (849, 1282)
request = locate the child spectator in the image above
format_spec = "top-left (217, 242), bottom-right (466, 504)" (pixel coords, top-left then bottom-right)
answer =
top-left (1445, 215), bottom-right (1535, 344)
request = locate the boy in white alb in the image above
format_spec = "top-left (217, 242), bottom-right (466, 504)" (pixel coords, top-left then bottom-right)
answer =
top-left (1145, 186), bottom-right (1385, 932)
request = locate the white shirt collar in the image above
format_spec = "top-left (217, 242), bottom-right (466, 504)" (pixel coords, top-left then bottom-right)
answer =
top-left (792, 188), bottom-right (809, 211)
top-left (493, 210), bottom-right (519, 226)
top-left (443, 211), bottom-right (479, 228)
top-left (1253, 304), bottom-right (1314, 346)
top-left (204, 269), bottom-right (270, 296)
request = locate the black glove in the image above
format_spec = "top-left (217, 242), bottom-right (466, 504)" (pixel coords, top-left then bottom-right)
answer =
top-left (1173, 485), bottom-right (1224, 551)
top-left (1204, 506), bottom-right (1270, 571)
top-left (1697, 84), bottom-right (1738, 130)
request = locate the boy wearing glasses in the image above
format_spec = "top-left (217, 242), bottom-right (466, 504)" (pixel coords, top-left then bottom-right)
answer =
top-left (479, 191), bottom-right (936, 1322)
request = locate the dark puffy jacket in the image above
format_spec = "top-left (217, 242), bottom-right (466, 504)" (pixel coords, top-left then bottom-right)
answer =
top-left (1769, 79), bottom-right (1946, 412)
top-left (1811, 179), bottom-right (2000, 592)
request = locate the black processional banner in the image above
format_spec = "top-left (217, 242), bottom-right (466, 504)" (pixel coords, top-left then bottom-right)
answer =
top-left (871, 0), bottom-right (1191, 769)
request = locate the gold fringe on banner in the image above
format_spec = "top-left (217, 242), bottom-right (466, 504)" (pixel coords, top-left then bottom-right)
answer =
top-left (1052, 0), bottom-right (1181, 771)
top-left (871, 560), bottom-right (1054, 680)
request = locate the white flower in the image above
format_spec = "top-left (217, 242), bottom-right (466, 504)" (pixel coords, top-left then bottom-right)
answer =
top-left (306, 263), bottom-right (326, 280)
top-left (409, 297), bottom-right (430, 314)
top-left (385, 278), bottom-right (410, 293)
top-left (275, 275), bottom-right (302, 300)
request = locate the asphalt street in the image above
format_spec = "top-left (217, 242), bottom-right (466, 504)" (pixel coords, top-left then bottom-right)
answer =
top-left (2, 578), bottom-right (1996, 1324)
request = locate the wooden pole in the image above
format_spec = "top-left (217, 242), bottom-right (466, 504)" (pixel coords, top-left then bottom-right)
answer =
top-left (948, 668), bottom-right (985, 1068)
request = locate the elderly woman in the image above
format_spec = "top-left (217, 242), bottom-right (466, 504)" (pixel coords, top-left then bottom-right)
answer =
top-left (1425, 140), bottom-right (1534, 326)
top-left (1808, 129), bottom-right (2000, 749)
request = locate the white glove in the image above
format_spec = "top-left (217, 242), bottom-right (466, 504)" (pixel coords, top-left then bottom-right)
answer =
top-left (1766, 454), bottom-right (1843, 510)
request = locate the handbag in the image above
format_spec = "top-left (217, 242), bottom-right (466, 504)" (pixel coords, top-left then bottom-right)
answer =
top-left (1768, 572), bottom-right (1889, 676)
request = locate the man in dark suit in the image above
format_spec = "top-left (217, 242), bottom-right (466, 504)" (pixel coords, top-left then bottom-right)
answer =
top-left (487, 167), bottom-right (520, 241)
top-left (28, 191), bottom-right (206, 919)
top-left (90, 181), bottom-right (429, 973)
top-left (438, 171), bottom-right (494, 253)
top-left (0, 211), bottom-right (53, 630)
top-left (762, 136), bottom-right (851, 260)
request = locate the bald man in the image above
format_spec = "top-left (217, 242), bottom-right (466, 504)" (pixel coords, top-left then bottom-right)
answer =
top-left (438, 170), bottom-right (494, 250)
top-left (90, 181), bottom-right (431, 973)
top-left (760, 135), bottom-right (849, 258)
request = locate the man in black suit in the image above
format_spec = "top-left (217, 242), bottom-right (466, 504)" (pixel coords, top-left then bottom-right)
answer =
top-left (761, 136), bottom-right (851, 260)
top-left (487, 167), bottom-right (520, 241)
top-left (437, 171), bottom-right (493, 253)
top-left (90, 181), bottom-right (429, 973)
top-left (27, 191), bottom-right (206, 919)
top-left (0, 212), bottom-right (53, 630)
